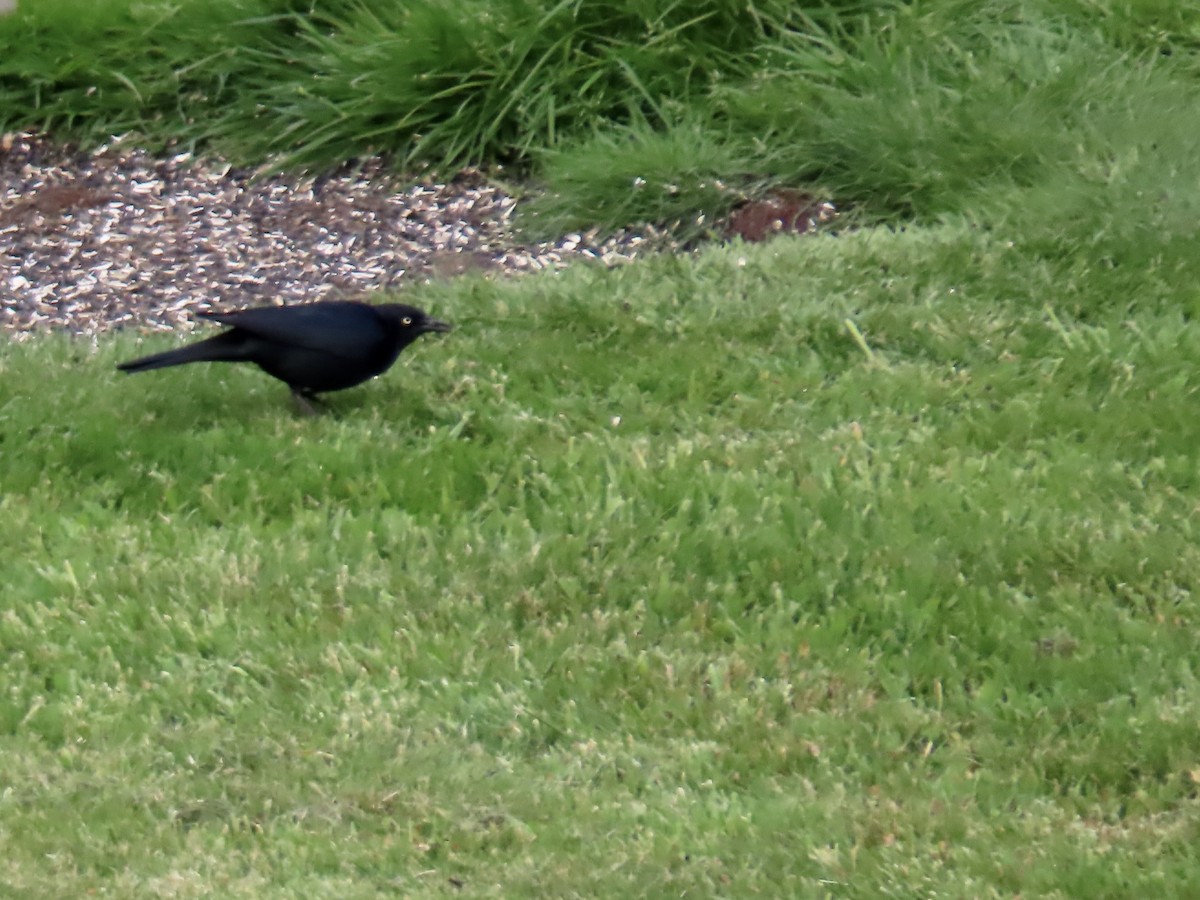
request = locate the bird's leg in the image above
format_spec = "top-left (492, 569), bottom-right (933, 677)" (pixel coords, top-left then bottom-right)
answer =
top-left (290, 388), bottom-right (325, 417)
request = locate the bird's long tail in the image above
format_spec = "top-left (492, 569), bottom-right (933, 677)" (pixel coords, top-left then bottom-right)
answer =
top-left (116, 332), bottom-right (248, 374)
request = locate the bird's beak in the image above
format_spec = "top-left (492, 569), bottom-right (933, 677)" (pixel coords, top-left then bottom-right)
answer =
top-left (425, 318), bottom-right (453, 334)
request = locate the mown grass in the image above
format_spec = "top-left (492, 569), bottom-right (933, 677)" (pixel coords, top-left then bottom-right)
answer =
top-left (4, 0), bottom-right (1200, 895)
top-left (3, 226), bottom-right (1200, 895)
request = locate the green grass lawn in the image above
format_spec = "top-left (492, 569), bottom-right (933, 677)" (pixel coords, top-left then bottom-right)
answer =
top-left (5, 0), bottom-right (1200, 895)
top-left (3, 227), bottom-right (1200, 896)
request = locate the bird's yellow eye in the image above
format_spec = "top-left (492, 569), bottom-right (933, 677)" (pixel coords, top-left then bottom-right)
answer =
top-left (402, 317), bottom-right (413, 326)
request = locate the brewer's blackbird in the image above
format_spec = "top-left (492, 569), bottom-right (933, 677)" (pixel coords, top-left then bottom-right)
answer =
top-left (117, 300), bottom-right (451, 411)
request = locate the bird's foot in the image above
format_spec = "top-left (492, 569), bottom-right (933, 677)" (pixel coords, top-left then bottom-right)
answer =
top-left (291, 390), bottom-right (325, 417)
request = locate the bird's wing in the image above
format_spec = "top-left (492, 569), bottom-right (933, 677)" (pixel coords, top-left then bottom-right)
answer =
top-left (199, 302), bottom-right (385, 361)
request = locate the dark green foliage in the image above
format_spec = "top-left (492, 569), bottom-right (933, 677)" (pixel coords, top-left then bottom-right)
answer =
top-left (0, 0), bottom-right (892, 168)
top-left (6, 1), bottom-right (1200, 241)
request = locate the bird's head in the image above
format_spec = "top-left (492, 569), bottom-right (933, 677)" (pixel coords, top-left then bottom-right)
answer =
top-left (379, 304), bottom-right (453, 341)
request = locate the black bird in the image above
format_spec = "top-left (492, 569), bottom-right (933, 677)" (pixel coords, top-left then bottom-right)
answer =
top-left (117, 300), bottom-right (451, 411)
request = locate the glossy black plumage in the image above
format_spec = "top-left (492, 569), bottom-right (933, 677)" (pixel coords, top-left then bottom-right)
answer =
top-left (117, 300), bottom-right (450, 407)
